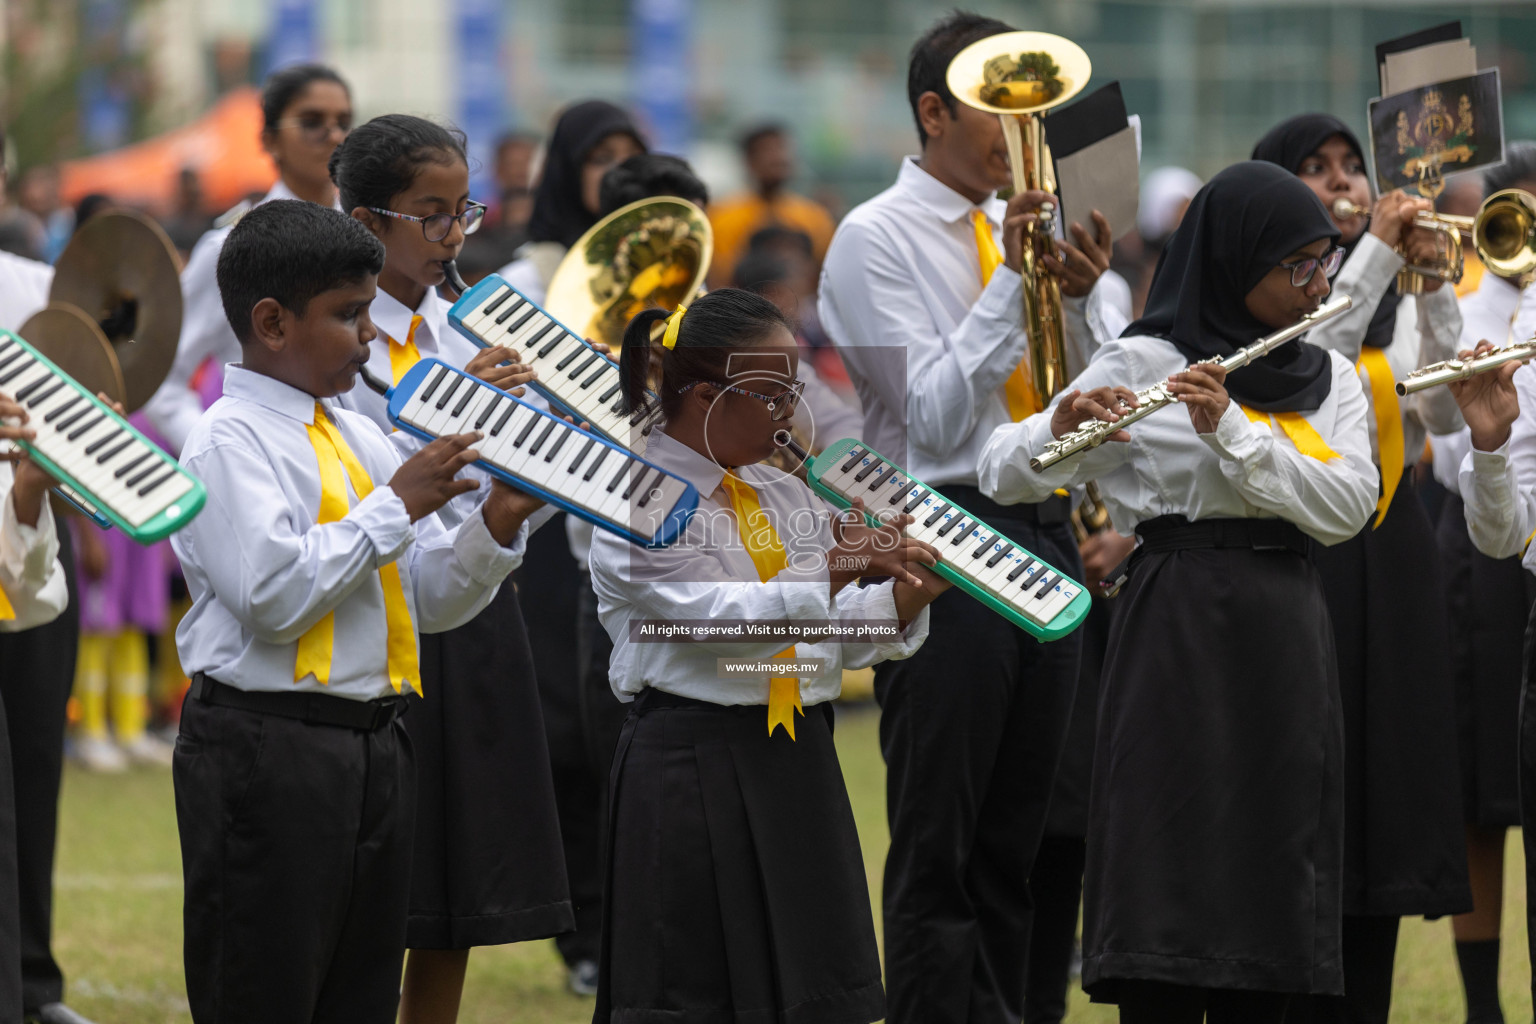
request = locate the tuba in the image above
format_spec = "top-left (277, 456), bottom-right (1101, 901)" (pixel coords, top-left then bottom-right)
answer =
top-left (1333, 188), bottom-right (1536, 292)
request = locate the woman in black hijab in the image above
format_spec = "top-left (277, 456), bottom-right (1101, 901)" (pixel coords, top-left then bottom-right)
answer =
top-left (1253, 114), bottom-right (1472, 1024)
top-left (979, 161), bottom-right (1379, 1023)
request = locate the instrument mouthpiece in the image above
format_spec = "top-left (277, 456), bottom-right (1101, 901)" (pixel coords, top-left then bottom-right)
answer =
top-left (440, 260), bottom-right (469, 299)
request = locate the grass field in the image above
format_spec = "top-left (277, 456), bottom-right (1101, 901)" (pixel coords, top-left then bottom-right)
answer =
top-left (51, 705), bottom-right (1533, 1022)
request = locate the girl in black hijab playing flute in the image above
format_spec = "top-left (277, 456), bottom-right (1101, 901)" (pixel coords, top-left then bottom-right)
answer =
top-left (980, 161), bottom-right (1378, 1023)
top-left (1252, 114), bottom-right (1471, 1024)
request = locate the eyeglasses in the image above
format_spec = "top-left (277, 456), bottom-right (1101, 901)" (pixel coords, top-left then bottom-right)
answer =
top-left (366, 202), bottom-right (487, 243)
top-left (679, 379), bottom-right (806, 421)
top-left (274, 115), bottom-right (352, 144)
top-left (1278, 246), bottom-right (1346, 287)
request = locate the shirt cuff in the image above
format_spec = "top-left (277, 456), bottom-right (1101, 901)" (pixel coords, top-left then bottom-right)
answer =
top-left (975, 264), bottom-right (1024, 320)
top-left (1199, 400), bottom-right (1261, 462)
top-left (1, 483), bottom-right (59, 586)
top-left (353, 487), bottom-right (414, 565)
top-left (455, 503), bottom-right (524, 586)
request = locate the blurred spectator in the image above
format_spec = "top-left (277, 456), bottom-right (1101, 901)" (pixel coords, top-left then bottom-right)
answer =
top-left (1441, 171), bottom-right (1484, 297)
top-left (735, 225), bottom-right (832, 350)
top-left (707, 123), bottom-right (835, 289)
top-left (457, 133), bottom-right (545, 285)
top-left (15, 163), bottom-right (71, 263)
top-left (1130, 166), bottom-right (1203, 317)
top-left (598, 152), bottom-right (708, 211)
top-left (0, 144), bottom-right (46, 261)
top-left (495, 130), bottom-right (540, 196)
top-left (72, 193), bottom-right (114, 232)
top-left (160, 167), bottom-right (214, 259)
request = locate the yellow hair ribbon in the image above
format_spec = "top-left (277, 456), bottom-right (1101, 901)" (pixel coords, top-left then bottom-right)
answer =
top-left (661, 304), bottom-right (688, 350)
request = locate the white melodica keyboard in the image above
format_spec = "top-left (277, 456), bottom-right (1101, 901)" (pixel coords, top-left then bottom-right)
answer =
top-left (447, 274), bottom-right (649, 451)
top-left (386, 358), bottom-right (697, 546)
top-left (0, 329), bottom-right (205, 543)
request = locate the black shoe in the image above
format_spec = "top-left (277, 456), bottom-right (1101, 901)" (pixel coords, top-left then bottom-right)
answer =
top-left (568, 958), bottom-right (599, 997)
top-left (27, 1004), bottom-right (100, 1024)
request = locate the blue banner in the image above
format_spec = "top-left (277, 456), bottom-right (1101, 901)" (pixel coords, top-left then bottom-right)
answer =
top-left (631, 0), bottom-right (693, 154)
top-left (78, 0), bottom-right (130, 153)
top-left (456, 0), bottom-right (507, 205)
top-left (266, 0), bottom-right (319, 75)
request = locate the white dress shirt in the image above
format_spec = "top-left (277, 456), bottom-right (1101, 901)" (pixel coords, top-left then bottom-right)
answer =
top-left (172, 366), bottom-right (527, 700)
top-left (1306, 232), bottom-right (1464, 470)
top-left (978, 337), bottom-right (1378, 546)
top-left (144, 181), bottom-right (338, 452)
top-left (0, 249), bottom-right (54, 333)
top-left (1457, 361), bottom-right (1536, 568)
top-left (818, 156), bottom-right (1129, 489)
top-left (0, 461), bottom-right (68, 632)
top-left (588, 429), bottom-right (930, 706)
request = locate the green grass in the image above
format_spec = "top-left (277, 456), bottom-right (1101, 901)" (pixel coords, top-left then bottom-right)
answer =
top-left (52, 706), bottom-right (1533, 1022)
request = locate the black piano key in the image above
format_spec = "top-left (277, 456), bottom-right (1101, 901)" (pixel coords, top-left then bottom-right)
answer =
top-left (903, 488), bottom-right (930, 513)
top-left (435, 373), bottom-right (465, 410)
top-left (138, 466), bottom-right (177, 497)
top-left (555, 344), bottom-right (588, 371)
top-left (887, 481), bottom-right (912, 505)
top-left (543, 427), bottom-right (572, 461)
top-left (0, 337), bottom-right (13, 354)
top-left (514, 413), bottom-right (542, 447)
top-left (474, 397), bottom-right (501, 430)
top-left (923, 502), bottom-right (952, 528)
top-left (620, 465), bottom-right (647, 500)
top-left (533, 325), bottom-right (564, 358)
top-left (528, 419), bottom-right (559, 456)
top-left (1019, 564), bottom-right (1047, 590)
top-left (490, 402), bottom-right (517, 436)
top-left (14, 373), bottom-right (52, 403)
top-left (583, 447), bottom-right (611, 481)
top-left (25, 379), bottom-right (67, 408)
top-left (568, 351), bottom-right (601, 380)
top-left (936, 514), bottom-right (965, 537)
top-left (951, 523), bottom-right (978, 546)
top-left (840, 448), bottom-right (867, 473)
top-left (419, 365), bottom-right (449, 402)
top-left (45, 394), bottom-right (83, 423)
top-left (480, 288), bottom-right (513, 317)
top-left (504, 307), bottom-right (538, 336)
top-left (1006, 557), bottom-right (1038, 582)
top-left (55, 401), bottom-right (93, 432)
top-left (611, 398), bottom-right (628, 416)
top-left (868, 464), bottom-right (898, 491)
top-left (853, 459), bottom-right (883, 483)
top-left (0, 349), bottom-right (24, 374)
top-left (636, 468), bottom-right (666, 507)
top-left (985, 542), bottom-right (1015, 567)
top-left (71, 413), bottom-right (107, 442)
top-left (493, 296), bottom-right (527, 324)
top-left (0, 358), bottom-right (35, 386)
top-left (96, 436), bottom-right (135, 464)
top-left (451, 381), bottom-right (479, 417)
top-left (580, 364), bottom-right (610, 389)
top-left (569, 437), bottom-right (596, 473)
top-left (970, 533), bottom-right (994, 557)
top-left (113, 451), bottom-right (153, 479)
top-left (1033, 573), bottom-right (1060, 599)
top-left (125, 458), bottom-right (161, 488)
top-left (607, 461), bottom-right (630, 493)
top-left (598, 380), bottom-right (623, 403)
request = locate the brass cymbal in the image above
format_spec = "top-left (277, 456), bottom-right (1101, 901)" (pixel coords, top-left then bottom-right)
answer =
top-left (18, 303), bottom-right (127, 407)
top-left (50, 209), bottom-right (183, 412)
top-left (946, 31), bottom-right (1091, 116)
top-left (545, 197), bottom-right (712, 349)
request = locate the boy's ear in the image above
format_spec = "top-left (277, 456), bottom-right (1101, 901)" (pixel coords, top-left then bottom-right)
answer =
top-left (249, 297), bottom-right (288, 354)
top-left (917, 91), bottom-right (949, 148)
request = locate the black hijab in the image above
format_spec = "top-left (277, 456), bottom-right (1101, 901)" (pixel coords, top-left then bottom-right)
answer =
top-left (1123, 161), bottom-right (1341, 413)
top-left (1251, 113), bottom-right (1400, 349)
top-left (526, 100), bottom-right (647, 248)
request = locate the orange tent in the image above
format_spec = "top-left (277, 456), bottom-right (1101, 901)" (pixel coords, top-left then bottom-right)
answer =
top-left (59, 87), bottom-right (276, 214)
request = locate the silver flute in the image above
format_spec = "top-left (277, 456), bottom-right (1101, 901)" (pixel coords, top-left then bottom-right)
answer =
top-left (1394, 340), bottom-right (1536, 395)
top-left (1030, 295), bottom-right (1353, 472)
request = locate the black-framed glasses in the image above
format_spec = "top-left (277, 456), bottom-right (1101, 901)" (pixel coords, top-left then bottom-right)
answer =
top-left (367, 202), bottom-right (487, 242)
top-left (679, 379), bottom-right (806, 421)
top-left (275, 114), bottom-right (352, 144)
top-left (1278, 246), bottom-right (1346, 287)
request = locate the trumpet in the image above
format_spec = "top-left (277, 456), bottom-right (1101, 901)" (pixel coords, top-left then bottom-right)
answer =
top-left (1030, 296), bottom-right (1353, 472)
top-left (1394, 340), bottom-right (1536, 395)
top-left (1331, 189), bottom-right (1536, 292)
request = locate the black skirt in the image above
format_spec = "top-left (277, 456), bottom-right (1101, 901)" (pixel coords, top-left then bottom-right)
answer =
top-left (596, 691), bottom-right (885, 1024)
top-left (1082, 519), bottom-right (1345, 1000)
top-left (1308, 489), bottom-right (1471, 917)
top-left (405, 577), bottom-right (575, 949)
top-left (1438, 493), bottom-right (1532, 829)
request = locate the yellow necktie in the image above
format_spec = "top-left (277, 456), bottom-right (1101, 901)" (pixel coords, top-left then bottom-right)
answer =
top-left (0, 583), bottom-right (13, 621)
top-left (294, 404), bottom-right (421, 694)
top-left (1355, 348), bottom-right (1403, 528)
top-left (388, 315), bottom-right (424, 386)
top-left (719, 472), bottom-right (801, 739)
top-left (1240, 405), bottom-right (1342, 462)
top-left (973, 209), bottom-right (1042, 420)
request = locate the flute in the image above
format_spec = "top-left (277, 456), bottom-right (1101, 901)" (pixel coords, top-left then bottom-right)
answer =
top-left (1394, 340), bottom-right (1536, 395)
top-left (1030, 295), bottom-right (1353, 472)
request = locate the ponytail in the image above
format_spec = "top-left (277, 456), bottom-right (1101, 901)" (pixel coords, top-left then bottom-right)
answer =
top-left (619, 308), bottom-right (671, 417)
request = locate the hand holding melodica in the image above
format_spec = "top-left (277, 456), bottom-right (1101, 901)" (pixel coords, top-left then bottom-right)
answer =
top-left (481, 478), bottom-right (545, 545)
top-left (1450, 340), bottom-right (1526, 453)
top-left (465, 344), bottom-right (537, 396)
top-left (830, 498), bottom-right (947, 589)
top-left (1168, 362), bottom-right (1231, 435)
top-left (389, 432), bottom-right (483, 521)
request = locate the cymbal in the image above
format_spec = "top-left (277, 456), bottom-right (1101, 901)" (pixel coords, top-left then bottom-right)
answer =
top-left (18, 303), bottom-right (127, 407)
top-left (50, 209), bottom-right (183, 412)
top-left (946, 31), bottom-right (1091, 116)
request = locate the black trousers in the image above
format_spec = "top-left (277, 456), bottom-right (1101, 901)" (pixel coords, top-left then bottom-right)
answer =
top-left (0, 528), bottom-right (77, 1016)
top-left (876, 507), bottom-right (1081, 1024)
top-left (1118, 981), bottom-right (1291, 1024)
top-left (1023, 835), bottom-right (1087, 1024)
top-left (1282, 915), bottom-right (1399, 1024)
top-left (173, 694), bottom-right (417, 1024)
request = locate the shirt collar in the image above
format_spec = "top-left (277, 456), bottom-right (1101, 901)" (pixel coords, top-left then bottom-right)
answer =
top-left (260, 178), bottom-right (345, 213)
top-left (222, 364), bottom-right (324, 424)
top-left (895, 156), bottom-right (1006, 227)
top-left (642, 429), bottom-right (727, 498)
top-left (369, 287), bottom-right (441, 354)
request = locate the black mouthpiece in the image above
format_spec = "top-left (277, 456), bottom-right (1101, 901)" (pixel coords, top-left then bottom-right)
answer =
top-left (440, 260), bottom-right (469, 298)
top-left (359, 365), bottom-right (390, 396)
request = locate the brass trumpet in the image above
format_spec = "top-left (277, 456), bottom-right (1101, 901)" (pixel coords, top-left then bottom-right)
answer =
top-left (1332, 188), bottom-right (1536, 292)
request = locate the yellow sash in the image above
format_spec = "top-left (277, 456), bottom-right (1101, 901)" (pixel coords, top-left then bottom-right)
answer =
top-left (0, 583), bottom-right (13, 621)
top-left (972, 209), bottom-right (1042, 421)
top-left (1239, 405), bottom-right (1342, 462)
top-left (293, 404), bottom-right (420, 693)
top-left (719, 472), bottom-right (801, 739)
top-left (388, 314), bottom-right (424, 386)
top-left (1355, 347), bottom-right (1403, 528)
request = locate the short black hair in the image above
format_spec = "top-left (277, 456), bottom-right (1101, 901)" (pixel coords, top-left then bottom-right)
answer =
top-left (739, 123), bottom-right (787, 156)
top-left (598, 153), bottom-right (709, 216)
top-left (745, 225), bottom-right (814, 260)
top-left (329, 114), bottom-right (469, 214)
top-left (216, 199), bottom-right (384, 345)
top-left (907, 10), bottom-right (1013, 149)
top-left (260, 64), bottom-right (349, 131)
top-left (1486, 142), bottom-right (1536, 197)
